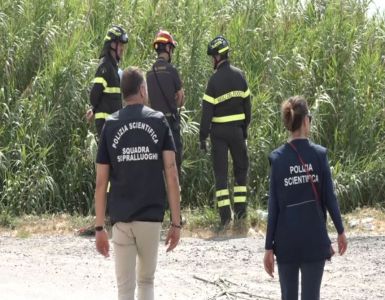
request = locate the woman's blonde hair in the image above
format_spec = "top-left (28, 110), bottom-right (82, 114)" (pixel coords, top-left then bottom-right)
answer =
top-left (281, 96), bottom-right (309, 132)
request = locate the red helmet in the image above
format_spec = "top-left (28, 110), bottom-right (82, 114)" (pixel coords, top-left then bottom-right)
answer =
top-left (153, 30), bottom-right (177, 50)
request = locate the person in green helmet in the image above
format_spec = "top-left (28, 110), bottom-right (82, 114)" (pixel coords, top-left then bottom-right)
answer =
top-left (86, 25), bottom-right (128, 138)
top-left (200, 35), bottom-right (251, 227)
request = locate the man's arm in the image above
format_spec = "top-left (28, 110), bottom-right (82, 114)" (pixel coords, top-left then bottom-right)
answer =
top-left (172, 65), bottom-right (184, 108)
top-left (244, 93), bottom-right (251, 128)
top-left (86, 80), bottom-right (104, 122)
top-left (243, 94), bottom-right (251, 139)
top-left (90, 63), bottom-right (109, 111)
top-left (95, 163), bottom-right (109, 226)
top-left (163, 150), bottom-right (181, 252)
top-left (199, 79), bottom-right (215, 142)
top-left (175, 88), bottom-right (185, 108)
top-left (90, 84), bottom-right (104, 110)
top-left (199, 100), bottom-right (214, 142)
top-left (94, 163), bottom-right (110, 257)
top-left (242, 72), bottom-right (251, 137)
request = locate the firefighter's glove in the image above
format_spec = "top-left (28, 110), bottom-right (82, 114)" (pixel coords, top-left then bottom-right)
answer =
top-left (200, 139), bottom-right (207, 153)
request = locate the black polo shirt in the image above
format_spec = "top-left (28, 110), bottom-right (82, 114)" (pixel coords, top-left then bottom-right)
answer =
top-left (96, 104), bottom-right (176, 224)
top-left (200, 60), bottom-right (251, 140)
top-left (146, 57), bottom-right (182, 114)
top-left (90, 53), bottom-right (122, 115)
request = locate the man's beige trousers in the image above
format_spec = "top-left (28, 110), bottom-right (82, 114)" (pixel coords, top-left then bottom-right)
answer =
top-left (112, 221), bottom-right (162, 300)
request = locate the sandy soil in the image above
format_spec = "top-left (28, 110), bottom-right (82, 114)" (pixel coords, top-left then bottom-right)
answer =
top-left (1, 230), bottom-right (384, 300)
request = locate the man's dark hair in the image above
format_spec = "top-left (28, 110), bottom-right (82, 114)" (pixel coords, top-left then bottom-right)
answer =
top-left (121, 67), bottom-right (145, 99)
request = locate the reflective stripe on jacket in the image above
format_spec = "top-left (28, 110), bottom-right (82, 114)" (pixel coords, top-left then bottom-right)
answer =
top-left (200, 60), bottom-right (251, 140)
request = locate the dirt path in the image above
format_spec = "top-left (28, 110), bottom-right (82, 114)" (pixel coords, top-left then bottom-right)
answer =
top-left (1, 231), bottom-right (384, 300)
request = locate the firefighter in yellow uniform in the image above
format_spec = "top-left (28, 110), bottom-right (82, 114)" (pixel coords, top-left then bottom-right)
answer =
top-left (200, 36), bottom-right (251, 226)
top-left (81, 26), bottom-right (128, 236)
top-left (86, 25), bottom-right (128, 137)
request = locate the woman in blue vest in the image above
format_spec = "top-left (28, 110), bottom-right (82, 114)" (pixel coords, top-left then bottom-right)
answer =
top-left (264, 96), bottom-right (348, 300)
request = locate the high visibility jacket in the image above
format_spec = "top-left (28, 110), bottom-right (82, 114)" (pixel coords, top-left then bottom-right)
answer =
top-left (200, 60), bottom-right (251, 141)
top-left (90, 53), bottom-right (122, 120)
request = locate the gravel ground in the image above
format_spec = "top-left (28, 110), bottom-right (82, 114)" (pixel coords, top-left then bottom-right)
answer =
top-left (0, 232), bottom-right (384, 299)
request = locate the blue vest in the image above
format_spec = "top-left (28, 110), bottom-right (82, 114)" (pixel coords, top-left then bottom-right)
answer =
top-left (266, 139), bottom-right (344, 263)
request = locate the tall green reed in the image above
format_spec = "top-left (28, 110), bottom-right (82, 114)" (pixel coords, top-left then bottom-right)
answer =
top-left (1, 0), bottom-right (385, 215)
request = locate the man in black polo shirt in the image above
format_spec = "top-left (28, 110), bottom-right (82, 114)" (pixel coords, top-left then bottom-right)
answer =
top-left (200, 35), bottom-right (251, 226)
top-left (146, 30), bottom-right (185, 177)
top-left (94, 67), bottom-right (181, 300)
top-left (86, 25), bottom-right (128, 137)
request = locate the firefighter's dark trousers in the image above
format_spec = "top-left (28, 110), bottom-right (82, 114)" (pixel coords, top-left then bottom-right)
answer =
top-left (210, 124), bottom-right (249, 225)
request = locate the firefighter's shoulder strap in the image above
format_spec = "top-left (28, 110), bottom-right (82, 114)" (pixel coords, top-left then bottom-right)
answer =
top-left (152, 64), bottom-right (179, 117)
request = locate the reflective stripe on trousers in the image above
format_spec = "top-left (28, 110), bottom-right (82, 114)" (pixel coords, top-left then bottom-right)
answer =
top-left (234, 185), bottom-right (247, 203)
top-left (216, 189), bottom-right (230, 207)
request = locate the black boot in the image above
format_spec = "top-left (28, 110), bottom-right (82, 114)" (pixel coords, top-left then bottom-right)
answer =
top-left (234, 202), bottom-right (247, 221)
top-left (219, 205), bottom-right (232, 226)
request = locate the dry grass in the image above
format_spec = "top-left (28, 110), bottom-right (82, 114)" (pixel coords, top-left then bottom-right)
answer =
top-left (343, 207), bottom-right (385, 234)
top-left (0, 214), bottom-right (94, 237)
top-left (2, 0), bottom-right (385, 215)
top-left (2, 207), bottom-right (384, 238)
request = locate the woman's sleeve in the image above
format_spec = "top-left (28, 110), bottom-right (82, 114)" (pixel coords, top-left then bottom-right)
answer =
top-left (265, 157), bottom-right (279, 250)
top-left (322, 152), bottom-right (345, 234)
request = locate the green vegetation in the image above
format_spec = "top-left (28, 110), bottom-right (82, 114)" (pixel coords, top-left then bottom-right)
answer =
top-left (1, 0), bottom-right (385, 216)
